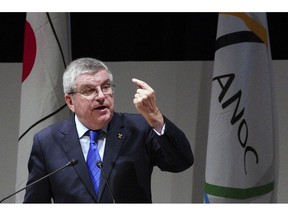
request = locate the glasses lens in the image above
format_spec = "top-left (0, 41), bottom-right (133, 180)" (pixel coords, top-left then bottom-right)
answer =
top-left (82, 88), bottom-right (95, 96)
top-left (79, 84), bottom-right (114, 99)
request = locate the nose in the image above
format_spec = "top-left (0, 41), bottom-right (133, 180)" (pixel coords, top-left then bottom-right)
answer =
top-left (94, 88), bottom-right (106, 100)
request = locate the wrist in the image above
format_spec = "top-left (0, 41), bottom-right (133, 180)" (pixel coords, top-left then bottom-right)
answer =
top-left (145, 110), bottom-right (164, 133)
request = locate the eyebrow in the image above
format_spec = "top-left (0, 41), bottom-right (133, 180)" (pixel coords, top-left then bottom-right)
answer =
top-left (79, 79), bottom-right (111, 88)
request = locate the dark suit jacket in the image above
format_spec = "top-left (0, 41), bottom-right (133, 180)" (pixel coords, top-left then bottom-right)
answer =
top-left (23, 112), bottom-right (194, 203)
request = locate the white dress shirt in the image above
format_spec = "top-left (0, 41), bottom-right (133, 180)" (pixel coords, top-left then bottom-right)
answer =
top-left (74, 115), bottom-right (165, 161)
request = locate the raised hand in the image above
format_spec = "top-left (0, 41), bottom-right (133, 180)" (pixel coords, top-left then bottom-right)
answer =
top-left (132, 78), bottom-right (164, 133)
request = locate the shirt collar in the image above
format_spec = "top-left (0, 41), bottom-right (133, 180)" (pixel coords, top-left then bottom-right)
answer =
top-left (74, 115), bottom-right (108, 138)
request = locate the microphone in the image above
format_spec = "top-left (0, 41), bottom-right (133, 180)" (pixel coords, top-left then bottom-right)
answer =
top-left (0, 159), bottom-right (78, 203)
top-left (96, 161), bottom-right (115, 203)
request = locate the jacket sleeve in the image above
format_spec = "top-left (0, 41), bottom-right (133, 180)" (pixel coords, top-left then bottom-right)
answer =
top-left (150, 116), bottom-right (194, 172)
top-left (23, 133), bottom-right (52, 203)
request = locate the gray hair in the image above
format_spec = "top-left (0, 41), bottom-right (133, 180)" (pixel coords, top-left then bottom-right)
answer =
top-left (63, 57), bottom-right (113, 94)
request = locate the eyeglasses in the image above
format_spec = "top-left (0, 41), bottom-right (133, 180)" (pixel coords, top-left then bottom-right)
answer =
top-left (69, 83), bottom-right (115, 100)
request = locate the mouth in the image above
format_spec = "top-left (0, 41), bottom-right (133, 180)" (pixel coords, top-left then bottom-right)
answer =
top-left (95, 106), bottom-right (108, 111)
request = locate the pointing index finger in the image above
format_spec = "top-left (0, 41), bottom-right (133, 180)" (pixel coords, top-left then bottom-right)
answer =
top-left (132, 78), bottom-right (150, 89)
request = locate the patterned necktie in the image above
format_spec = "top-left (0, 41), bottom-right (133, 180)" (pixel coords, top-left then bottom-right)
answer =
top-left (87, 130), bottom-right (101, 196)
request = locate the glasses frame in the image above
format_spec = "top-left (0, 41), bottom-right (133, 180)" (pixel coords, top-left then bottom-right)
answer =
top-left (69, 83), bottom-right (115, 99)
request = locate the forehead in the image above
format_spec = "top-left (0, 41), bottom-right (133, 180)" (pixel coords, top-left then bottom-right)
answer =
top-left (76, 69), bottom-right (110, 84)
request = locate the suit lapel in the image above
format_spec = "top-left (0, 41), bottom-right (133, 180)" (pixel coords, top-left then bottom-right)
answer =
top-left (98, 113), bottom-right (126, 201)
top-left (60, 116), bottom-right (98, 202)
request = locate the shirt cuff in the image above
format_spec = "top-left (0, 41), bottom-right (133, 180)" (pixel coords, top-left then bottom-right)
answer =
top-left (153, 123), bottom-right (166, 136)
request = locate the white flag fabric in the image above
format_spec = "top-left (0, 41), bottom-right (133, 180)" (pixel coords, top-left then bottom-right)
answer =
top-left (15, 13), bottom-right (71, 202)
top-left (204, 13), bottom-right (275, 203)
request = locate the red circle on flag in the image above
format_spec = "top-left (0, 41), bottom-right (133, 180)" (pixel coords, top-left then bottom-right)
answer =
top-left (22, 21), bottom-right (36, 82)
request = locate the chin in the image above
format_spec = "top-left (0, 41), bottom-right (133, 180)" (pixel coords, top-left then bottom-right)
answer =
top-left (96, 113), bottom-right (113, 125)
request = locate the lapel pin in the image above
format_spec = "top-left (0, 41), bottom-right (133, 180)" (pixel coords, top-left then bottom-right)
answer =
top-left (118, 133), bottom-right (123, 139)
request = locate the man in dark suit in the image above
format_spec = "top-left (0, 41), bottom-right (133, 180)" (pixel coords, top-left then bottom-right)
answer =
top-left (24, 58), bottom-right (194, 203)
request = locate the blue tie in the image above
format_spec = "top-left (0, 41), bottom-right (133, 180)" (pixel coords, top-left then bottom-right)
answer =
top-left (87, 130), bottom-right (101, 196)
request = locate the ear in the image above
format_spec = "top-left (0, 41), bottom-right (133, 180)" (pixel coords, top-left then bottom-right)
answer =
top-left (65, 94), bottom-right (75, 112)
